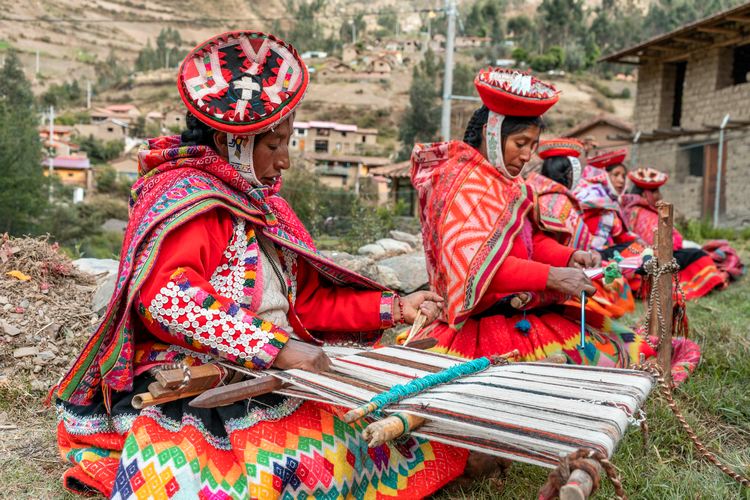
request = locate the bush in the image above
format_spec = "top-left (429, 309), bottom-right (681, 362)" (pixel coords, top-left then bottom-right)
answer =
top-left (77, 136), bottom-right (124, 163)
top-left (678, 219), bottom-right (739, 242)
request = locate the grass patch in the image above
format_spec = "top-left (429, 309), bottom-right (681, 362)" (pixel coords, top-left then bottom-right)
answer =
top-left (1, 247), bottom-right (748, 498)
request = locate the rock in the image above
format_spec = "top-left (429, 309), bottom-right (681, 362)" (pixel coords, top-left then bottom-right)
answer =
top-left (378, 253), bottom-right (429, 293)
top-left (357, 244), bottom-right (386, 258)
top-left (322, 251), bottom-right (380, 282)
top-left (74, 258), bottom-right (119, 314)
top-left (389, 230), bottom-right (420, 247)
top-left (31, 380), bottom-right (48, 392)
top-left (36, 351), bottom-right (55, 361)
top-left (13, 347), bottom-right (38, 358)
top-left (33, 365), bottom-right (42, 374)
top-left (19, 299), bottom-right (30, 309)
top-left (0, 319), bottom-right (21, 337)
top-left (0, 295), bottom-right (7, 304)
top-left (376, 265), bottom-right (401, 290)
top-left (375, 238), bottom-right (413, 255)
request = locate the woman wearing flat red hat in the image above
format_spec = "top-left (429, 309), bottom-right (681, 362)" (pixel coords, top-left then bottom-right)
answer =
top-left (622, 167), bottom-right (730, 299)
top-left (407, 68), bottom-right (663, 368)
top-left (527, 138), bottom-right (636, 319)
top-left (52, 31), bottom-right (466, 499)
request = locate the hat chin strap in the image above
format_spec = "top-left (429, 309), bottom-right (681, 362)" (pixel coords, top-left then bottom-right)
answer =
top-left (227, 133), bottom-right (263, 188)
top-left (485, 111), bottom-right (519, 179)
top-left (568, 156), bottom-right (582, 188)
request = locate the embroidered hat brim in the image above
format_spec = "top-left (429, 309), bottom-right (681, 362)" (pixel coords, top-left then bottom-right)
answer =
top-left (474, 68), bottom-right (559, 117)
top-left (538, 138), bottom-right (585, 159)
top-left (628, 167), bottom-right (669, 189)
top-left (588, 149), bottom-right (627, 169)
top-left (178, 31), bottom-right (308, 135)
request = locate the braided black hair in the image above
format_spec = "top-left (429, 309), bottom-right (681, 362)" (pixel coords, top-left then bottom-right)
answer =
top-left (541, 155), bottom-right (574, 189)
top-left (628, 184), bottom-right (644, 195)
top-left (463, 105), bottom-right (546, 150)
top-left (181, 112), bottom-right (216, 148)
top-left (605, 163), bottom-right (626, 173)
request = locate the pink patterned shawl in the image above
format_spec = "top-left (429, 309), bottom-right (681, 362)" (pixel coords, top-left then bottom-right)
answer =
top-left (411, 141), bottom-right (534, 330)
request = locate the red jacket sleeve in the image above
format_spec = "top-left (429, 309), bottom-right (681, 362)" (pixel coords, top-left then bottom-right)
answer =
top-left (293, 257), bottom-right (395, 333)
top-left (136, 210), bottom-right (289, 370)
top-left (531, 230), bottom-right (576, 267)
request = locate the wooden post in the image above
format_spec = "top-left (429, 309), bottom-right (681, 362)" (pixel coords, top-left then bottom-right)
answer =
top-left (559, 460), bottom-right (604, 500)
top-left (649, 201), bottom-right (674, 385)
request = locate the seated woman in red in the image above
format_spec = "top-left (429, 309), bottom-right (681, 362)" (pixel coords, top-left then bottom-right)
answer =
top-left (53, 31), bottom-right (466, 499)
top-left (621, 167), bottom-right (727, 300)
top-left (408, 68), bottom-right (658, 367)
top-left (527, 138), bottom-right (635, 318)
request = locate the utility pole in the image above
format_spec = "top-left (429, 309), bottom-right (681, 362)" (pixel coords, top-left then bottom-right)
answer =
top-left (48, 106), bottom-right (55, 202)
top-left (440, 0), bottom-right (457, 141)
top-left (86, 80), bottom-right (92, 109)
top-left (350, 19), bottom-right (357, 45)
top-left (35, 50), bottom-right (40, 76)
top-left (714, 114), bottom-right (730, 227)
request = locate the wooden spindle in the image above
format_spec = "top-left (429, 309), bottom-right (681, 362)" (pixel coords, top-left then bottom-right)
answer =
top-left (559, 459), bottom-right (603, 500)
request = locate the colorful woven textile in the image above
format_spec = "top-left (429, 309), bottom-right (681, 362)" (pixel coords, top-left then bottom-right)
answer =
top-left (178, 31), bottom-right (308, 135)
top-left (55, 135), bottom-right (386, 407)
top-left (527, 171), bottom-right (592, 250)
top-left (411, 141), bottom-right (534, 329)
top-left (702, 239), bottom-right (745, 282)
top-left (57, 371), bottom-right (466, 499)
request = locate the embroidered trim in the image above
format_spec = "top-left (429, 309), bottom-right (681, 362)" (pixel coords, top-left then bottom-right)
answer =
top-left (380, 291), bottom-right (396, 329)
top-left (57, 403), bottom-right (138, 436)
top-left (147, 269), bottom-right (288, 370)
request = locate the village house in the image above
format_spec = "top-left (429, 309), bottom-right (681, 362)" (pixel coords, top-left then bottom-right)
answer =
top-left (602, 3), bottom-right (750, 226)
top-left (561, 113), bottom-right (635, 152)
top-left (74, 118), bottom-right (129, 143)
top-left (91, 104), bottom-right (141, 125)
top-left (301, 152), bottom-right (390, 193)
top-left (291, 121), bottom-right (378, 155)
top-left (39, 125), bottom-right (79, 156)
top-left (367, 160), bottom-right (417, 216)
top-left (455, 36), bottom-right (492, 49)
top-left (42, 155), bottom-right (93, 191)
top-left (109, 151), bottom-right (139, 183)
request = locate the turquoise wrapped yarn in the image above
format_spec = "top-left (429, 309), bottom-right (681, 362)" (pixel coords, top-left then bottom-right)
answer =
top-left (368, 357), bottom-right (491, 416)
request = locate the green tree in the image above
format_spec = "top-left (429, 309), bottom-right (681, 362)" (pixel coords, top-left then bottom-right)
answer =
top-left (463, 0), bottom-right (505, 43)
top-left (397, 67), bottom-right (440, 159)
top-left (537, 0), bottom-right (586, 51)
top-left (0, 51), bottom-right (47, 235)
top-left (339, 11), bottom-right (367, 44)
top-left (376, 8), bottom-right (399, 37)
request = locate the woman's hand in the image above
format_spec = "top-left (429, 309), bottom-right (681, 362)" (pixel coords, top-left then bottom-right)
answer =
top-left (272, 339), bottom-right (331, 373)
top-left (568, 250), bottom-right (601, 269)
top-left (546, 267), bottom-right (597, 297)
top-left (397, 291), bottom-right (444, 324)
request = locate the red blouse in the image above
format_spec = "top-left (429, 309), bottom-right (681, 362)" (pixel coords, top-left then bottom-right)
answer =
top-left (135, 209), bottom-right (393, 370)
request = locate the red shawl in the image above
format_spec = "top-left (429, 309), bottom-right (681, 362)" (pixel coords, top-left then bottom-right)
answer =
top-left (621, 194), bottom-right (683, 250)
top-left (56, 136), bottom-right (384, 406)
top-left (411, 141), bottom-right (534, 329)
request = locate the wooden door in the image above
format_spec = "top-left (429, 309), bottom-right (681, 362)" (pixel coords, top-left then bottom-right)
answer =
top-left (702, 143), bottom-right (726, 219)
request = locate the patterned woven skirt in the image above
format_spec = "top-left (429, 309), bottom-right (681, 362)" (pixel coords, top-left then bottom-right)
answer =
top-left (56, 374), bottom-right (467, 499)
top-left (675, 249), bottom-right (727, 300)
top-left (406, 304), bottom-right (700, 385)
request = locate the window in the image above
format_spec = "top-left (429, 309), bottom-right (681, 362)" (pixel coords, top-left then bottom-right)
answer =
top-left (671, 61), bottom-right (687, 128)
top-left (335, 143), bottom-right (342, 152)
top-left (314, 139), bottom-right (329, 152)
top-left (107, 127), bottom-right (114, 132)
top-left (732, 43), bottom-right (750, 85)
top-left (317, 128), bottom-right (330, 137)
top-left (341, 131), bottom-right (347, 137)
top-left (361, 136), bottom-right (367, 143)
top-left (291, 139), bottom-right (298, 147)
top-left (687, 145), bottom-right (704, 177)
top-left (678, 143), bottom-right (705, 179)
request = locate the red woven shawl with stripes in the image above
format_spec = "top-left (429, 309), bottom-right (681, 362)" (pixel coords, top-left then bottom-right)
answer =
top-left (411, 141), bottom-right (533, 330)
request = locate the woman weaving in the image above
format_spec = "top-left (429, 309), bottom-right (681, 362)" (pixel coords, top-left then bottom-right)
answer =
top-left (53, 31), bottom-right (467, 499)
top-left (621, 167), bottom-right (728, 300)
top-left (526, 138), bottom-right (635, 318)
top-left (572, 149), bottom-right (644, 260)
top-left (407, 68), bottom-right (657, 365)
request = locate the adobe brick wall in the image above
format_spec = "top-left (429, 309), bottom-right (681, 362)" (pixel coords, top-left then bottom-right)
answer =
top-left (632, 46), bottom-right (750, 226)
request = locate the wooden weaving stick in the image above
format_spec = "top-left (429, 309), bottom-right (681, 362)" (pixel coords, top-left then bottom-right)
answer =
top-left (651, 201), bottom-right (674, 386)
top-left (189, 338), bottom-right (439, 409)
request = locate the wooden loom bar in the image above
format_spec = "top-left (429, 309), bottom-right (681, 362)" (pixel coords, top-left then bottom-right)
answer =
top-left (651, 202), bottom-right (674, 385)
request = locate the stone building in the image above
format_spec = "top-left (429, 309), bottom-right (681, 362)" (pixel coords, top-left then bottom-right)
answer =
top-left (603, 3), bottom-right (750, 226)
top-left (561, 113), bottom-right (634, 151)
